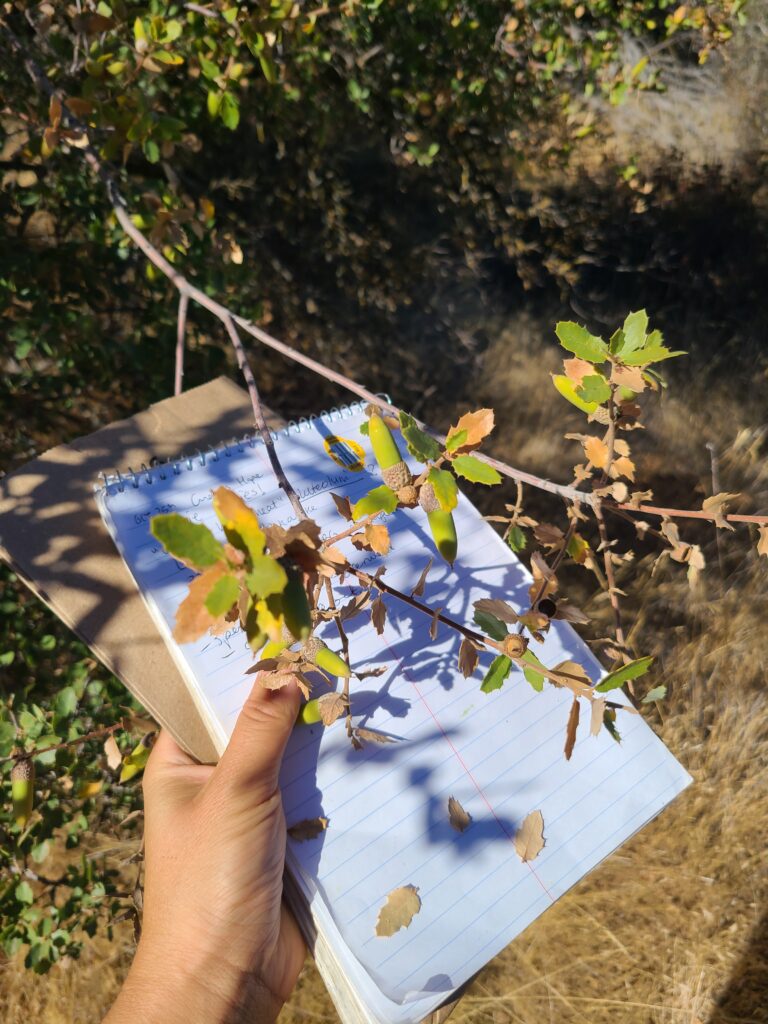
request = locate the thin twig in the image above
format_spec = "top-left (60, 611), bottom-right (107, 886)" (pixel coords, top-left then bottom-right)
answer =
top-left (1, 721), bottom-right (126, 763)
top-left (221, 315), bottom-right (308, 521)
top-left (174, 291), bottom-right (189, 396)
top-left (324, 579), bottom-right (354, 740)
top-left (3, 23), bottom-right (765, 529)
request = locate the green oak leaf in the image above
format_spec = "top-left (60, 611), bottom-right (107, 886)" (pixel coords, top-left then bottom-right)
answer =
top-left (473, 608), bottom-right (508, 641)
top-left (204, 574), bottom-right (240, 616)
top-left (427, 467), bottom-right (458, 512)
top-left (151, 514), bottom-right (225, 570)
top-left (596, 656), bottom-right (655, 692)
top-left (451, 454), bottom-right (502, 486)
top-left (352, 484), bottom-right (398, 520)
top-left (575, 373), bottom-right (611, 405)
top-left (481, 654), bottom-right (513, 693)
top-left (520, 648), bottom-right (545, 692)
top-left (555, 322), bottom-right (609, 363)
top-left (399, 412), bottom-right (441, 462)
top-left (246, 555), bottom-right (288, 598)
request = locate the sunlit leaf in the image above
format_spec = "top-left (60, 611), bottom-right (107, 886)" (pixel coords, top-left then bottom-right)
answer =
top-left (480, 654), bottom-right (512, 693)
top-left (151, 514), bottom-right (225, 570)
top-left (596, 656), bottom-right (654, 692)
top-left (451, 454), bottom-right (502, 486)
top-left (555, 322), bottom-right (608, 362)
top-left (399, 412), bottom-right (441, 462)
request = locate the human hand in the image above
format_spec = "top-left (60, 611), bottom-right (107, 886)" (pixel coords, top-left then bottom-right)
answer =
top-left (105, 677), bottom-right (305, 1024)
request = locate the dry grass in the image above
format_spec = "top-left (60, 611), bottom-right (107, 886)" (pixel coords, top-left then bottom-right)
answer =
top-left (2, 314), bottom-right (766, 1024)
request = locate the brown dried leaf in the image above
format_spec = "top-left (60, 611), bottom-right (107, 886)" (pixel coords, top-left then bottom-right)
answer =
top-left (317, 692), bottom-right (348, 726)
top-left (514, 810), bottom-right (545, 863)
top-left (702, 491), bottom-right (740, 531)
top-left (339, 590), bottom-right (371, 622)
top-left (173, 563), bottom-right (227, 643)
top-left (562, 357), bottom-right (594, 385)
top-left (553, 600), bottom-right (590, 625)
top-left (583, 435), bottom-right (609, 469)
top-left (429, 606), bottom-right (443, 641)
top-left (411, 558), bottom-right (433, 598)
top-left (758, 526), bottom-right (768, 558)
top-left (375, 885), bottom-right (421, 937)
top-left (610, 364), bottom-right (647, 392)
top-left (354, 665), bottom-right (388, 680)
top-left (628, 489), bottom-right (654, 508)
top-left (474, 597), bottom-right (519, 624)
top-left (371, 594), bottom-right (387, 635)
top-left (104, 735), bottom-right (122, 772)
top-left (288, 817), bottom-right (329, 842)
top-left (330, 492), bottom-right (353, 522)
top-left (564, 697), bottom-right (580, 760)
top-left (590, 697), bottom-right (606, 737)
top-left (365, 522), bottom-right (391, 555)
top-left (258, 670), bottom-right (299, 692)
top-left (458, 638), bottom-right (479, 679)
top-left (448, 796), bottom-right (472, 833)
top-left (447, 408), bottom-right (495, 451)
top-left (534, 523), bottom-right (564, 547)
top-left (551, 660), bottom-right (594, 696)
top-left (355, 727), bottom-right (396, 745)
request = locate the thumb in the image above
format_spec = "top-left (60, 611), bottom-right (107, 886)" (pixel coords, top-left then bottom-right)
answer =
top-left (215, 675), bottom-right (301, 807)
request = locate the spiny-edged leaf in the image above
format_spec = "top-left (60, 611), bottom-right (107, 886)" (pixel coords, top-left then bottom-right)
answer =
top-left (212, 487), bottom-right (266, 562)
top-left (575, 373), bottom-right (611, 406)
top-left (520, 649), bottom-right (545, 692)
top-left (246, 555), bottom-right (288, 598)
top-left (622, 344), bottom-right (686, 366)
top-left (473, 608), bottom-right (508, 641)
top-left (174, 564), bottom-right (228, 643)
top-left (596, 655), bottom-right (654, 692)
top-left (287, 817), bottom-right (328, 842)
top-left (352, 484), bottom-right (398, 520)
top-left (204, 573), bottom-right (240, 616)
top-left (399, 411), bottom-right (441, 463)
top-left (375, 885), bottom-right (421, 937)
top-left (480, 654), bottom-right (512, 693)
top-left (514, 810), bottom-right (545, 862)
top-left (555, 322), bottom-right (608, 363)
top-left (451, 454), bottom-right (502, 486)
top-left (317, 692), bottom-right (348, 725)
top-left (506, 525), bottom-right (528, 553)
top-left (619, 309), bottom-right (649, 354)
top-left (151, 513), bottom-right (225, 570)
top-left (427, 467), bottom-right (458, 512)
top-left (641, 684), bottom-right (667, 704)
top-left (448, 796), bottom-right (472, 832)
top-left (474, 597), bottom-right (519, 624)
top-left (590, 697), bottom-right (606, 736)
top-left (445, 429), bottom-right (467, 453)
top-left (603, 707), bottom-right (621, 743)
top-left (411, 557), bottom-right (433, 597)
top-left (552, 374), bottom-right (599, 414)
top-left (364, 522), bottom-right (390, 555)
top-left (458, 637), bottom-right (479, 678)
top-left (564, 697), bottom-right (580, 760)
top-left (446, 408), bottom-right (495, 451)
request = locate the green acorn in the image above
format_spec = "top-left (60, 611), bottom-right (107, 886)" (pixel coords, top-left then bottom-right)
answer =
top-left (119, 732), bottom-right (156, 783)
top-left (282, 574), bottom-right (312, 641)
top-left (419, 482), bottom-right (458, 564)
top-left (301, 636), bottom-right (350, 678)
top-left (296, 697), bottom-right (323, 725)
top-left (11, 757), bottom-right (34, 829)
top-left (369, 414), bottom-right (413, 497)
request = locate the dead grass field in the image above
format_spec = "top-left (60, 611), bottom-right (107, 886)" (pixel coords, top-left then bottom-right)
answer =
top-left (2, 310), bottom-right (766, 1024)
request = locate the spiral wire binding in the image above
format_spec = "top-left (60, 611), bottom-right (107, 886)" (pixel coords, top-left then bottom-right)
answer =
top-left (98, 395), bottom-right (390, 493)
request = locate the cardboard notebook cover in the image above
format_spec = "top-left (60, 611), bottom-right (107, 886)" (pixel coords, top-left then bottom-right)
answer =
top-left (0, 376), bottom-right (466, 1024)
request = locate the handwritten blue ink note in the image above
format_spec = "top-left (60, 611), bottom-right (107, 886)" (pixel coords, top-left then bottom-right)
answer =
top-left (96, 404), bottom-right (691, 1024)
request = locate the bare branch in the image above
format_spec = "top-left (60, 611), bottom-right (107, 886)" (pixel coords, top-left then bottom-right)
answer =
top-left (174, 292), bottom-right (189, 397)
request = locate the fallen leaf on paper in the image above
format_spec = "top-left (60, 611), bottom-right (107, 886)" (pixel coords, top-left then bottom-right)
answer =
top-left (514, 810), bottom-right (545, 863)
top-left (448, 796), bottom-right (472, 833)
top-left (287, 817), bottom-right (329, 842)
top-left (375, 885), bottom-right (421, 937)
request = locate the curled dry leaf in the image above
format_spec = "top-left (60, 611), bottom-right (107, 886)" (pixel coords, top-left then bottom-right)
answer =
top-left (458, 637), bottom-right (479, 679)
top-left (365, 522), bottom-right (391, 555)
top-left (354, 665), bottom-right (387, 680)
top-left (448, 796), bottom-right (472, 833)
top-left (411, 558), bottom-right (433, 598)
top-left (551, 660), bottom-right (593, 696)
top-left (103, 734), bottom-right (122, 772)
top-left (354, 727), bottom-right (397, 746)
top-left (429, 606), bottom-right (443, 641)
top-left (288, 817), bottom-right (329, 842)
top-left (317, 692), bottom-right (348, 726)
top-left (564, 697), bottom-right (580, 761)
top-left (371, 594), bottom-right (387, 635)
top-left (590, 697), bottom-right (606, 737)
top-left (473, 597), bottom-right (519, 624)
top-left (446, 408), bottom-right (495, 451)
top-left (534, 523), bottom-right (565, 547)
top-left (514, 810), bottom-right (545, 863)
top-left (339, 590), bottom-right (370, 622)
top-left (702, 491), bottom-right (740, 531)
top-left (330, 492), bottom-right (353, 522)
top-left (375, 884), bottom-right (421, 937)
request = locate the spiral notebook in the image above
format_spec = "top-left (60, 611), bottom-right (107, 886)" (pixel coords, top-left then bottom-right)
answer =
top-left (93, 398), bottom-right (692, 1024)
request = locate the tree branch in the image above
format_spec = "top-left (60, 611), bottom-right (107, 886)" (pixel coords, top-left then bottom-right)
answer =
top-left (174, 291), bottom-right (189, 397)
top-left (3, 20), bottom-right (765, 529)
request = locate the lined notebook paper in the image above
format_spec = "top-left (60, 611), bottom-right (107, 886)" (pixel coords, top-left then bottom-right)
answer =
top-left (95, 403), bottom-right (692, 1024)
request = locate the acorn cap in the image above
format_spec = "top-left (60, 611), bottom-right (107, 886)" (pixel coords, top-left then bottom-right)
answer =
top-left (381, 461), bottom-right (411, 492)
top-left (11, 757), bottom-right (34, 783)
top-left (419, 481), bottom-right (440, 514)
